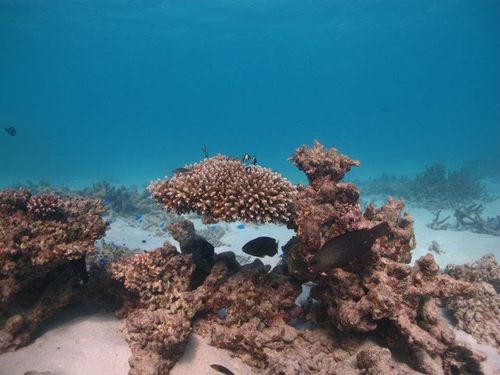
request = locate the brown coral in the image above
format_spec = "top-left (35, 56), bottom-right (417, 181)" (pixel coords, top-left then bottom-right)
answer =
top-left (149, 155), bottom-right (296, 224)
top-left (111, 141), bottom-right (484, 374)
top-left (290, 140), bottom-right (360, 185)
top-left (26, 193), bottom-right (65, 220)
top-left (445, 255), bottom-right (500, 351)
top-left (0, 189), bottom-right (107, 353)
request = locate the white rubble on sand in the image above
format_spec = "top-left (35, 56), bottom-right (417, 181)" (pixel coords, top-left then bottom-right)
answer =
top-left (410, 204), bottom-right (500, 268)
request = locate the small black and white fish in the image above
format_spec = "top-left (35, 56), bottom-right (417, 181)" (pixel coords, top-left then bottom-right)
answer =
top-left (4, 126), bottom-right (16, 136)
top-left (172, 167), bottom-right (191, 176)
top-left (242, 153), bottom-right (251, 162)
top-left (308, 222), bottom-right (391, 273)
top-left (242, 236), bottom-right (279, 257)
top-left (210, 364), bottom-right (235, 375)
top-left (251, 155), bottom-right (257, 165)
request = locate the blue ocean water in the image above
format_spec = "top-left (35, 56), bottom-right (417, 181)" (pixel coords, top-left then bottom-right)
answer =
top-left (1, 0), bottom-right (499, 186)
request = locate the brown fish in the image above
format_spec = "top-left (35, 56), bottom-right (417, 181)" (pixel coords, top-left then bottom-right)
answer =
top-left (210, 364), bottom-right (235, 375)
top-left (308, 222), bottom-right (390, 273)
top-left (242, 236), bottom-right (278, 257)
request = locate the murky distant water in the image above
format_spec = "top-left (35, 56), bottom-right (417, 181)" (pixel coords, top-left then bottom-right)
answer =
top-left (1, 0), bottom-right (499, 186)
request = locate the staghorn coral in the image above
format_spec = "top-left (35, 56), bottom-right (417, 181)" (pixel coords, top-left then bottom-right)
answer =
top-left (357, 163), bottom-right (491, 210)
top-left (0, 189), bottom-right (107, 353)
top-left (445, 255), bottom-right (500, 351)
top-left (149, 155), bottom-right (296, 225)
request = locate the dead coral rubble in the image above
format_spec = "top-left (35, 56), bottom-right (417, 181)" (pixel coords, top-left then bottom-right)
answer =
top-left (107, 243), bottom-right (228, 375)
top-left (428, 204), bottom-right (500, 236)
top-left (445, 254), bottom-right (500, 351)
top-left (131, 141), bottom-right (485, 374)
top-left (109, 241), bottom-right (419, 375)
top-left (0, 189), bottom-right (107, 353)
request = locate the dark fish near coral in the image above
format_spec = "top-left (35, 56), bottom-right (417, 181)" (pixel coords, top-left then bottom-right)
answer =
top-left (251, 155), bottom-right (257, 165)
top-left (4, 126), bottom-right (16, 136)
top-left (210, 364), bottom-right (235, 375)
top-left (70, 256), bottom-right (89, 284)
top-left (308, 222), bottom-right (391, 273)
top-left (242, 153), bottom-right (251, 162)
top-left (242, 236), bottom-right (279, 257)
top-left (172, 167), bottom-right (191, 176)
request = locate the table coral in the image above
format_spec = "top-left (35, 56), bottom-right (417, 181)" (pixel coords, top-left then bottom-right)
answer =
top-left (0, 189), bottom-right (107, 353)
top-left (149, 155), bottom-right (296, 224)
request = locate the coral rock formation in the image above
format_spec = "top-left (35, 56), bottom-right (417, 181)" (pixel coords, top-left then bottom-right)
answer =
top-left (445, 254), bottom-right (500, 350)
top-left (108, 243), bottom-right (202, 374)
top-left (137, 142), bottom-right (485, 374)
top-left (0, 189), bottom-right (107, 353)
top-left (149, 155), bottom-right (296, 224)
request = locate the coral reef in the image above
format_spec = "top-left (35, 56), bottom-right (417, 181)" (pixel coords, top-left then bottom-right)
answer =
top-left (445, 255), bottom-right (500, 350)
top-left (2, 142), bottom-right (489, 375)
top-left (428, 205), bottom-right (500, 236)
top-left (0, 189), bottom-right (107, 353)
top-left (149, 155), bottom-right (296, 224)
top-left (79, 181), bottom-right (161, 217)
top-left (167, 220), bottom-right (215, 288)
top-left (114, 141), bottom-right (484, 374)
top-left (357, 164), bottom-right (492, 210)
top-left (107, 242), bottom-right (226, 374)
top-left (109, 240), bottom-right (421, 375)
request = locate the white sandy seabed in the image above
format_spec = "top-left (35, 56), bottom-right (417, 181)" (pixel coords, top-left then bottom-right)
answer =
top-left (1, 202), bottom-right (499, 375)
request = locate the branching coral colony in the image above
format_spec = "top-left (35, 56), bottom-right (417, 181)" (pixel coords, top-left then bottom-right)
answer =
top-left (0, 142), bottom-right (491, 375)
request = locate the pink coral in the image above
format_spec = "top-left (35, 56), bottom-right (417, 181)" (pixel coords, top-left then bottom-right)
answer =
top-left (149, 155), bottom-right (296, 224)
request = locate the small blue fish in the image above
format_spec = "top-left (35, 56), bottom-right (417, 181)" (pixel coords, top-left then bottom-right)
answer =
top-left (209, 225), bottom-right (219, 232)
top-left (236, 223), bottom-right (245, 229)
top-left (159, 222), bottom-right (165, 228)
top-left (102, 198), bottom-right (111, 206)
top-left (216, 308), bottom-right (227, 319)
top-left (134, 213), bottom-right (143, 222)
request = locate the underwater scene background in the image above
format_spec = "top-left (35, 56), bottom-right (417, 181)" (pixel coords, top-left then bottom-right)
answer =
top-left (1, 1), bottom-right (500, 375)
top-left (1, 0), bottom-right (499, 186)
